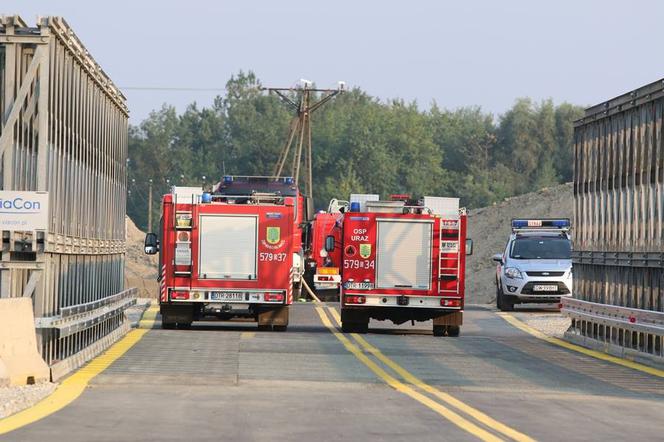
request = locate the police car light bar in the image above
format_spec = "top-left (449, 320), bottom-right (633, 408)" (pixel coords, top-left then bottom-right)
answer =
top-left (511, 219), bottom-right (571, 231)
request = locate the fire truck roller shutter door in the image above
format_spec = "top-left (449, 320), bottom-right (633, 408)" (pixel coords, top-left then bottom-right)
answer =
top-left (376, 219), bottom-right (433, 290)
top-left (198, 215), bottom-right (258, 280)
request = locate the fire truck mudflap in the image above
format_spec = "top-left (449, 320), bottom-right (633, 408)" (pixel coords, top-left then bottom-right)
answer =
top-left (336, 198), bottom-right (471, 336)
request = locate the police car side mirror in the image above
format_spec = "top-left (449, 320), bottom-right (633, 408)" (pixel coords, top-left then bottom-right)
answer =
top-left (465, 239), bottom-right (474, 256)
top-left (144, 232), bottom-right (159, 255)
top-left (324, 235), bottom-right (335, 252)
top-left (492, 253), bottom-right (503, 264)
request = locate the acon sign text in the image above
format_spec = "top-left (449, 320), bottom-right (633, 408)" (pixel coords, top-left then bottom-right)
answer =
top-left (0, 191), bottom-right (49, 231)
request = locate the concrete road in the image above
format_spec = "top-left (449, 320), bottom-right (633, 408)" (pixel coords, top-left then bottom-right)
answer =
top-left (4, 304), bottom-right (664, 441)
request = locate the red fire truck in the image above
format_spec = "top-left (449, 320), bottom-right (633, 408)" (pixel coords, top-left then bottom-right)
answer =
top-left (330, 197), bottom-right (472, 336)
top-left (305, 199), bottom-right (347, 300)
top-left (144, 177), bottom-right (302, 331)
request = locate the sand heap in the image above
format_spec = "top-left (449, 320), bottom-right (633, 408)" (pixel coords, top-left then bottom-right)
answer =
top-left (465, 183), bottom-right (573, 304)
top-left (125, 216), bottom-right (159, 298)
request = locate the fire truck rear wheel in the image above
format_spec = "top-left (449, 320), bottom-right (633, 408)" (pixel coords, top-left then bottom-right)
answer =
top-left (257, 324), bottom-right (272, 331)
top-left (342, 321), bottom-right (368, 334)
top-left (446, 325), bottom-right (460, 337)
top-left (161, 314), bottom-right (176, 329)
top-left (433, 325), bottom-right (445, 337)
top-left (273, 325), bottom-right (288, 332)
top-left (341, 322), bottom-right (356, 333)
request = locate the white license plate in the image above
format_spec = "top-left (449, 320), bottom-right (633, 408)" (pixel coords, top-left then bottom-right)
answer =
top-left (210, 292), bottom-right (245, 301)
top-left (344, 282), bottom-right (374, 290)
top-left (533, 285), bottom-right (558, 292)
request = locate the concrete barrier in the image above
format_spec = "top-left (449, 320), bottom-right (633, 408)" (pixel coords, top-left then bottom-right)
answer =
top-left (0, 298), bottom-right (50, 386)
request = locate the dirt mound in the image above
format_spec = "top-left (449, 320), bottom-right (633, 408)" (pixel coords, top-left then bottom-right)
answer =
top-left (465, 183), bottom-right (573, 305)
top-left (125, 217), bottom-right (159, 298)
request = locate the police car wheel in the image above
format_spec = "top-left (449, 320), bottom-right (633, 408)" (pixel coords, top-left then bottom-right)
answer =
top-left (496, 284), bottom-right (503, 310)
top-left (499, 290), bottom-right (515, 312)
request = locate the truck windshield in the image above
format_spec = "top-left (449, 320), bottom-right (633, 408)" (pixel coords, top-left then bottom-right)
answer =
top-left (510, 237), bottom-right (571, 260)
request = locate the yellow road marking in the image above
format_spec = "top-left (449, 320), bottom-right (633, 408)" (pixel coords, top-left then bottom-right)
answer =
top-left (139, 304), bottom-right (159, 329)
top-left (325, 307), bottom-right (534, 442)
top-left (497, 312), bottom-right (664, 379)
top-left (241, 332), bottom-right (256, 339)
top-left (0, 303), bottom-right (160, 435)
top-left (314, 307), bottom-right (503, 442)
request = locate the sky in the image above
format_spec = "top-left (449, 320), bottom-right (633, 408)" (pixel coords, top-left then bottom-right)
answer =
top-left (6, 0), bottom-right (664, 124)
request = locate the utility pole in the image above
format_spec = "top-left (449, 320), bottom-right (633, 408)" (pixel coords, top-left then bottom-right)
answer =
top-left (264, 80), bottom-right (344, 204)
top-left (148, 178), bottom-right (153, 233)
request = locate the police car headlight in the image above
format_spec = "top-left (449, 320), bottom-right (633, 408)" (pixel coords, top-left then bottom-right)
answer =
top-left (504, 267), bottom-right (523, 279)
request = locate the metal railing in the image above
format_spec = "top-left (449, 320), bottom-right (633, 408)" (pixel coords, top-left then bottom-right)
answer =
top-left (36, 288), bottom-right (136, 338)
top-left (1, 16), bottom-right (131, 375)
top-left (562, 297), bottom-right (664, 364)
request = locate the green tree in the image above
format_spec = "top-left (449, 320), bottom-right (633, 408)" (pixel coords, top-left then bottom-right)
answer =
top-left (125, 71), bottom-right (584, 231)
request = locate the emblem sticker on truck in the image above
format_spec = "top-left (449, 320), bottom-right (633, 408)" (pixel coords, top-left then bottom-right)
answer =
top-left (359, 243), bottom-right (372, 259)
top-left (261, 226), bottom-right (286, 250)
top-left (345, 245), bottom-right (357, 257)
top-left (266, 227), bottom-right (281, 244)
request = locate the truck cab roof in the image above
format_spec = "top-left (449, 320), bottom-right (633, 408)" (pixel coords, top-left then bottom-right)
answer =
top-left (214, 176), bottom-right (298, 197)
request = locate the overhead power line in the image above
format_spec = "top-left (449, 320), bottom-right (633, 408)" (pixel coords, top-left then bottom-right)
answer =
top-left (120, 87), bottom-right (226, 91)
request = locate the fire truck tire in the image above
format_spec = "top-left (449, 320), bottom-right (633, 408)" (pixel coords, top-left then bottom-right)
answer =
top-left (433, 325), bottom-right (445, 337)
top-left (257, 325), bottom-right (272, 331)
top-left (176, 323), bottom-right (192, 330)
top-left (341, 310), bottom-right (369, 333)
top-left (446, 325), bottom-right (460, 337)
top-left (161, 312), bottom-right (176, 329)
top-left (273, 325), bottom-right (288, 332)
top-left (341, 322), bottom-right (356, 333)
top-left (341, 321), bottom-right (368, 334)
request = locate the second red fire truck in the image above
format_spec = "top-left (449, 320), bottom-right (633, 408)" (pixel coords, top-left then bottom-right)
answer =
top-left (327, 196), bottom-right (472, 336)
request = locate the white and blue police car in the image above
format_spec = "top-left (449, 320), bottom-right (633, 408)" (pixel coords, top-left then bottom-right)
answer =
top-left (493, 219), bottom-right (572, 311)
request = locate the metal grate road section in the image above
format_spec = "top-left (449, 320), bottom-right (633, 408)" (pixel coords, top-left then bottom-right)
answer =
top-left (0, 16), bottom-right (131, 373)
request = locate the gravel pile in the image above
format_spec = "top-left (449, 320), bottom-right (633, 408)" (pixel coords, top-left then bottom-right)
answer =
top-left (513, 310), bottom-right (571, 338)
top-left (0, 382), bottom-right (57, 419)
top-left (465, 183), bottom-right (573, 305)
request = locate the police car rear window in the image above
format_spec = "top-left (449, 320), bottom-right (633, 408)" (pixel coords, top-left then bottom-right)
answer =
top-left (510, 237), bottom-right (571, 260)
